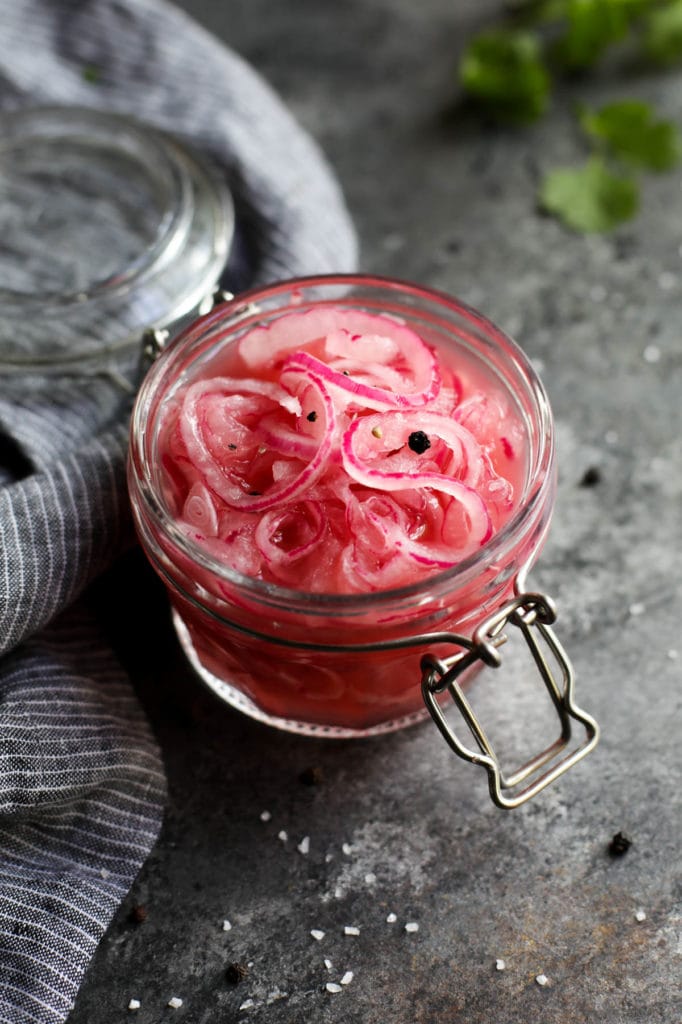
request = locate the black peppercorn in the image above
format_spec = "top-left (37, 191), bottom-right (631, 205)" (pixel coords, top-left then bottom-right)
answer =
top-left (580, 466), bottom-right (602, 487)
top-left (408, 431), bottom-right (431, 454)
top-left (226, 962), bottom-right (249, 984)
top-left (608, 831), bottom-right (632, 856)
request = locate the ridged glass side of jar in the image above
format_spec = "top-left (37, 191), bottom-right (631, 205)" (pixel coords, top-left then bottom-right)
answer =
top-left (128, 275), bottom-right (556, 735)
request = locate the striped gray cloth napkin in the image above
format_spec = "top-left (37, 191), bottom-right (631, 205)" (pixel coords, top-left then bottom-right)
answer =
top-left (0, 2), bottom-right (357, 1022)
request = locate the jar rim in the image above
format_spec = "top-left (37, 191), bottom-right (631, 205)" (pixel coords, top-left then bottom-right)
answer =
top-left (129, 273), bottom-right (556, 612)
top-left (0, 105), bottom-right (234, 368)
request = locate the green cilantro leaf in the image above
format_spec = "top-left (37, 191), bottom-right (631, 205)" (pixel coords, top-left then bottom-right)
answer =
top-left (538, 157), bottom-right (639, 231)
top-left (579, 99), bottom-right (682, 170)
top-left (642, 0), bottom-right (682, 65)
top-left (552, 0), bottom-right (635, 69)
top-left (459, 30), bottom-right (551, 122)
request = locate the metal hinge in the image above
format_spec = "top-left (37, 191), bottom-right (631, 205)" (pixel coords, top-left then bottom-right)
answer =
top-left (421, 592), bottom-right (600, 809)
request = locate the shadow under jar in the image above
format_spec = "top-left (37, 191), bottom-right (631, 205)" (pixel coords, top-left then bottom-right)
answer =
top-left (128, 275), bottom-right (598, 808)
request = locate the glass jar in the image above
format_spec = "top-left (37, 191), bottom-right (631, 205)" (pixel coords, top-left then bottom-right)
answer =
top-left (0, 105), bottom-right (233, 373)
top-left (128, 275), bottom-right (598, 807)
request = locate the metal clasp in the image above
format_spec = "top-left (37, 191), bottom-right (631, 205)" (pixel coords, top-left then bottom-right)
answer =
top-left (141, 327), bottom-right (170, 363)
top-left (140, 289), bottom-right (237, 368)
top-left (138, 288), bottom-right (266, 373)
top-left (421, 592), bottom-right (599, 809)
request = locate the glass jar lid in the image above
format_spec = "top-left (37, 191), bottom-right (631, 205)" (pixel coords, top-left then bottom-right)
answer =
top-left (0, 105), bottom-right (234, 372)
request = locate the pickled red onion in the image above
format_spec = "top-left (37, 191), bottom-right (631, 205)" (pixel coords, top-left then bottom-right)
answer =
top-left (239, 308), bottom-right (439, 409)
top-left (257, 416), bottom-right (320, 461)
top-left (255, 500), bottom-right (325, 570)
top-left (180, 371), bottom-right (335, 512)
top-left (161, 306), bottom-right (519, 592)
top-left (341, 416), bottom-right (491, 553)
top-left (282, 349), bottom-right (438, 410)
top-left (342, 411), bottom-right (488, 487)
top-left (240, 308), bottom-right (436, 382)
top-left (182, 482), bottom-right (219, 536)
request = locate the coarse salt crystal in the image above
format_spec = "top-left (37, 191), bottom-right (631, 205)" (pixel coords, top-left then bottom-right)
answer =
top-left (324, 958), bottom-right (333, 970)
top-left (311, 929), bottom-right (325, 941)
top-left (386, 912), bottom-right (397, 923)
top-left (667, 649), bottom-right (678, 660)
top-left (643, 345), bottom-right (661, 364)
top-left (239, 998), bottom-right (255, 1010)
top-left (128, 999), bottom-right (141, 1011)
top-left (100, 868), bottom-right (110, 879)
top-left (334, 886), bottom-right (344, 899)
top-left (278, 830), bottom-right (288, 842)
top-left (382, 232), bottom-right (405, 252)
top-left (635, 909), bottom-right (647, 922)
top-left (605, 430), bottom-right (619, 445)
top-left (298, 836), bottom-right (310, 855)
top-left (405, 922), bottom-right (419, 933)
top-left (495, 959), bottom-right (506, 971)
top-left (342, 842), bottom-right (353, 856)
top-left (326, 982), bottom-right (343, 994)
top-left (325, 853), bottom-right (334, 863)
top-left (341, 971), bottom-right (354, 985)
top-left (222, 919), bottom-right (232, 931)
top-left (364, 872), bottom-right (376, 884)
top-left (344, 925), bottom-right (360, 936)
top-left (658, 271), bottom-right (677, 291)
top-left (260, 810), bottom-right (271, 822)
top-left (535, 973), bottom-right (549, 987)
top-left (168, 997), bottom-right (183, 1009)
top-left (629, 602), bottom-right (645, 617)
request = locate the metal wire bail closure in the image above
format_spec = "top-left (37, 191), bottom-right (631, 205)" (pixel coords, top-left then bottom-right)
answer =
top-left (421, 592), bottom-right (599, 809)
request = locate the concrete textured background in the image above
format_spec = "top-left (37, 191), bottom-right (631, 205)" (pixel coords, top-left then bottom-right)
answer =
top-left (69, 1), bottom-right (681, 1021)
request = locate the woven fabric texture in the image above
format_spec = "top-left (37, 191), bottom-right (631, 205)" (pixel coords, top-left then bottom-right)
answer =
top-left (0, 2), bottom-right (357, 1021)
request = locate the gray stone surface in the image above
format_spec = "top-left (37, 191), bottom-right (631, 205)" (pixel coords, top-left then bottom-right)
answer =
top-left (69, 1), bottom-right (681, 1021)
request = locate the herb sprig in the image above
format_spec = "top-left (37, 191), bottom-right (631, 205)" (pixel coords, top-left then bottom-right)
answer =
top-left (458, 0), bottom-right (682, 232)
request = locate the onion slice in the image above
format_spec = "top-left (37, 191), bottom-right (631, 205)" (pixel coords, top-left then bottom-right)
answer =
top-left (342, 411), bottom-right (489, 487)
top-left (239, 308), bottom-right (440, 407)
top-left (182, 481), bottom-right (219, 536)
top-left (282, 349), bottom-right (439, 411)
top-left (255, 500), bottom-right (325, 569)
top-left (342, 414), bottom-right (492, 551)
top-left (180, 373), bottom-right (335, 512)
